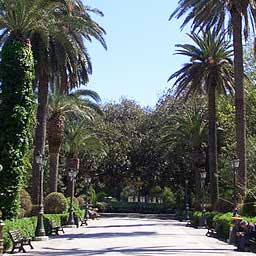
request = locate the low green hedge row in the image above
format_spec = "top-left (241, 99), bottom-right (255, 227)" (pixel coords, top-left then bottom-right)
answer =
top-left (3, 213), bottom-right (69, 251)
top-left (190, 211), bottom-right (256, 240)
top-left (107, 201), bottom-right (175, 214)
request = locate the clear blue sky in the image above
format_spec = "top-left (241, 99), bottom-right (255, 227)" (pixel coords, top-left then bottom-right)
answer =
top-left (86, 0), bottom-right (190, 107)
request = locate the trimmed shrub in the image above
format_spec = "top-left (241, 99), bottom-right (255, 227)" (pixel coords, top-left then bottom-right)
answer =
top-left (44, 192), bottom-right (67, 214)
top-left (19, 189), bottom-right (32, 217)
top-left (30, 204), bottom-right (40, 216)
top-left (76, 196), bottom-right (85, 209)
top-left (66, 197), bottom-right (84, 218)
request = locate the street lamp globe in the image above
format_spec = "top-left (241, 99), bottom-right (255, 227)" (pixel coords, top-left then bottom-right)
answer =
top-left (35, 153), bottom-right (43, 165)
top-left (0, 164), bottom-right (3, 172)
top-left (85, 175), bottom-right (91, 184)
top-left (69, 169), bottom-right (77, 180)
top-left (200, 170), bottom-right (207, 180)
top-left (231, 157), bottom-right (240, 169)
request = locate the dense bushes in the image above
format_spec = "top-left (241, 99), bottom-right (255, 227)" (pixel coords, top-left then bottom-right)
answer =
top-left (44, 192), bottom-right (67, 214)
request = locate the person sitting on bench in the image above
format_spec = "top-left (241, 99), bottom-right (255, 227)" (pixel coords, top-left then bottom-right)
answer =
top-left (236, 220), bottom-right (256, 251)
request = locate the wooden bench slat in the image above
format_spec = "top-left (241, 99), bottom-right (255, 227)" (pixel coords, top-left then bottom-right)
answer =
top-left (8, 230), bottom-right (33, 253)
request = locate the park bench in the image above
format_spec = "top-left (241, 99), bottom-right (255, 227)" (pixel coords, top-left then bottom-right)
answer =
top-left (80, 217), bottom-right (88, 227)
top-left (49, 220), bottom-right (65, 235)
top-left (8, 230), bottom-right (33, 253)
top-left (205, 222), bottom-right (220, 238)
top-left (248, 237), bottom-right (256, 252)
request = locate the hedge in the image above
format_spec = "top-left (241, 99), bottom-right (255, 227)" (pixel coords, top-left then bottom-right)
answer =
top-left (190, 211), bottom-right (256, 240)
top-left (107, 201), bottom-right (175, 214)
top-left (3, 213), bottom-right (69, 251)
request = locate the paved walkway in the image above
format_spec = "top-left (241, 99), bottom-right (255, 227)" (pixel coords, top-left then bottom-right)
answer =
top-left (5, 216), bottom-right (254, 256)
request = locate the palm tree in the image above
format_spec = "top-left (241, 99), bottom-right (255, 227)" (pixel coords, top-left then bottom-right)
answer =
top-left (63, 117), bottom-right (105, 196)
top-left (161, 99), bottom-right (207, 204)
top-left (31, 0), bottom-right (107, 203)
top-left (0, 0), bottom-right (58, 218)
top-left (170, 0), bottom-right (256, 201)
top-left (47, 88), bottom-right (102, 192)
top-left (168, 30), bottom-right (234, 206)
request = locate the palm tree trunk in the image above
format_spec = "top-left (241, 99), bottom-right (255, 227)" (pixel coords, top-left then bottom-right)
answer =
top-left (31, 66), bottom-right (48, 204)
top-left (231, 7), bottom-right (247, 200)
top-left (49, 151), bottom-right (60, 192)
top-left (47, 114), bottom-right (65, 192)
top-left (208, 84), bottom-right (218, 206)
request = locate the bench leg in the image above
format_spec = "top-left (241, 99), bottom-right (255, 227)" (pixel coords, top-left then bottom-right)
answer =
top-left (18, 244), bottom-right (26, 253)
top-left (29, 241), bottom-right (34, 249)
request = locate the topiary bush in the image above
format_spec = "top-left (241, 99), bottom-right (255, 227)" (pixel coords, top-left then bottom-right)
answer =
top-left (19, 189), bottom-right (32, 217)
top-left (76, 196), bottom-right (85, 209)
top-left (44, 192), bottom-right (67, 214)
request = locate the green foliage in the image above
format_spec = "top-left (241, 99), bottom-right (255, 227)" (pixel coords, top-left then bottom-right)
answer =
top-left (44, 192), bottom-right (67, 214)
top-left (3, 214), bottom-right (68, 251)
top-left (0, 40), bottom-right (35, 219)
top-left (162, 187), bottom-right (175, 207)
top-left (19, 189), bottom-right (32, 217)
top-left (3, 216), bottom-right (37, 251)
top-left (149, 186), bottom-right (162, 196)
top-left (66, 197), bottom-right (84, 218)
top-left (89, 186), bottom-right (97, 205)
top-left (95, 202), bottom-right (107, 212)
top-left (96, 192), bottom-right (107, 202)
top-left (76, 196), bottom-right (85, 209)
top-left (243, 190), bottom-right (256, 216)
top-left (120, 186), bottom-right (137, 200)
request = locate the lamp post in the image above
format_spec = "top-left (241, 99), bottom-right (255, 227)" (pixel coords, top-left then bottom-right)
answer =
top-left (67, 169), bottom-right (77, 225)
top-left (185, 178), bottom-right (190, 222)
top-left (200, 169), bottom-right (207, 227)
top-left (35, 153), bottom-right (48, 240)
top-left (84, 175), bottom-right (91, 219)
top-left (231, 156), bottom-right (240, 217)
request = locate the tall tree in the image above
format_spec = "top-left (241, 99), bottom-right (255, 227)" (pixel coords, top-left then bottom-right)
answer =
top-left (161, 99), bottom-right (207, 205)
top-left (31, 0), bottom-right (107, 203)
top-left (170, 0), bottom-right (256, 200)
top-left (0, 0), bottom-right (55, 218)
top-left (47, 88), bottom-right (102, 192)
top-left (63, 117), bottom-right (105, 195)
top-left (168, 31), bottom-right (234, 205)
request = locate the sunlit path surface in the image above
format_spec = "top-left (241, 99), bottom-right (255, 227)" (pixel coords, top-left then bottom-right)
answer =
top-left (5, 216), bottom-right (254, 256)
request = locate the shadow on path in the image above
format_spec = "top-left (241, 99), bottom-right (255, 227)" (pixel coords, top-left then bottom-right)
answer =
top-left (34, 246), bottom-right (235, 255)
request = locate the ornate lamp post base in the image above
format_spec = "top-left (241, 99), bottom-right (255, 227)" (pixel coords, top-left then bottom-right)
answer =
top-left (63, 224), bottom-right (77, 228)
top-left (34, 236), bottom-right (49, 241)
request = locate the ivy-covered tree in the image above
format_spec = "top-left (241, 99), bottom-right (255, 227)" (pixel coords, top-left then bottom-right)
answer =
top-left (0, 0), bottom-right (54, 218)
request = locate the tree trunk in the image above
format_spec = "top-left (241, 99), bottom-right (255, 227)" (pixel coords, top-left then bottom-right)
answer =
top-left (208, 84), bottom-right (218, 206)
top-left (231, 7), bottom-right (247, 200)
top-left (47, 114), bottom-right (65, 193)
top-left (31, 66), bottom-right (48, 204)
top-left (49, 152), bottom-right (59, 192)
